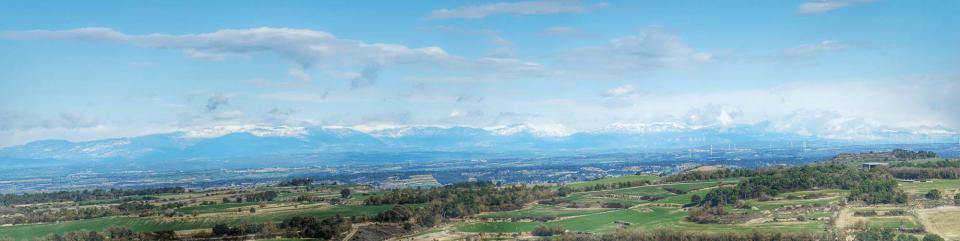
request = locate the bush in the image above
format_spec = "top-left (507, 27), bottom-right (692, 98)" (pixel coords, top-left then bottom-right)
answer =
top-left (601, 202), bottom-right (626, 208)
top-left (686, 207), bottom-right (724, 224)
top-left (531, 225), bottom-right (565, 236)
top-left (923, 233), bottom-right (943, 241)
top-left (925, 189), bottom-right (942, 200)
top-left (923, 234), bottom-right (944, 241)
top-left (885, 210), bottom-right (907, 216)
top-left (854, 210), bottom-right (878, 217)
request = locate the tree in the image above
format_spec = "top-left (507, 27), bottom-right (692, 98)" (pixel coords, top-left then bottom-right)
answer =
top-left (923, 234), bottom-right (945, 241)
top-left (531, 225), bottom-right (565, 236)
top-left (925, 189), bottom-right (942, 200)
top-left (896, 235), bottom-right (920, 241)
top-left (690, 194), bottom-right (702, 204)
top-left (341, 188), bottom-right (352, 199)
top-left (212, 224), bottom-right (231, 236)
top-left (249, 207), bottom-right (256, 214)
top-left (954, 193), bottom-right (960, 205)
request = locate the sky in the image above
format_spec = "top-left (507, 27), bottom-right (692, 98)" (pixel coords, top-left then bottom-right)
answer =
top-left (1, 0), bottom-right (959, 147)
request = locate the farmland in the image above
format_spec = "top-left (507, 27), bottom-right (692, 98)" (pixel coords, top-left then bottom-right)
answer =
top-left (3, 154), bottom-right (960, 241)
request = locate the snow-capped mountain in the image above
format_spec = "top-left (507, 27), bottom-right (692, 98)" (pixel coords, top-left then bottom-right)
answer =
top-left (0, 123), bottom-right (955, 162)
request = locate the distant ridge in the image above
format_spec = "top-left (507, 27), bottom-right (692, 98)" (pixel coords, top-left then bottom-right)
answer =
top-left (0, 123), bottom-right (952, 162)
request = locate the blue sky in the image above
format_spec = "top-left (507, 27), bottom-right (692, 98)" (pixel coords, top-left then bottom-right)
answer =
top-left (1, 0), bottom-right (958, 146)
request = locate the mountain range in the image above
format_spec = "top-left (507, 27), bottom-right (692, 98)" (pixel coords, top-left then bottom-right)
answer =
top-left (0, 123), bottom-right (953, 163)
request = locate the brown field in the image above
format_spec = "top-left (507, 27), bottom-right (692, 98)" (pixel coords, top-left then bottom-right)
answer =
top-left (916, 206), bottom-right (960, 241)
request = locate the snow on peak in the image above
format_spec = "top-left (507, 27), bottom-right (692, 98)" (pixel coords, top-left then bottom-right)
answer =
top-left (183, 125), bottom-right (307, 138)
top-left (485, 124), bottom-right (571, 137)
top-left (596, 122), bottom-right (691, 134)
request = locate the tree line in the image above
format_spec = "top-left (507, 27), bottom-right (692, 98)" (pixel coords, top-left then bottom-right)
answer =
top-left (0, 187), bottom-right (186, 206)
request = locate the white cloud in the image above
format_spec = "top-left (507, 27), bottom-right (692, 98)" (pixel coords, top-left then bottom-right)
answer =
top-left (600, 84), bottom-right (641, 109)
top-left (601, 84), bottom-right (637, 98)
top-left (0, 27), bottom-right (545, 87)
top-left (428, 0), bottom-right (605, 19)
top-left (559, 27), bottom-right (713, 74)
top-left (797, 0), bottom-right (876, 15)
top-left (683, 104), bottom-right (745, 128)
top-left (183, 124), bottom-right (306, 138)
top-left (771, 109), bottom-right (883, 139)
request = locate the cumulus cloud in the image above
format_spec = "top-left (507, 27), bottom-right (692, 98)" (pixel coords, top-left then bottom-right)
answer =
top-left (205, 93), bottom-right (230, 112)
top-left (428, 0), bottom-right (605, 19)
top-left (600, 85), bottom-right (642, 109)
top-left (559, 27), bottom-right (713, 74)
top-left (797, 0), bottom-right (876, 15)
top-left (0, 27), bottom-right (545, 86)
top-left (683, 104), bottom-right (745, 128)
top-left (771, 109), bottom-right (883, 139)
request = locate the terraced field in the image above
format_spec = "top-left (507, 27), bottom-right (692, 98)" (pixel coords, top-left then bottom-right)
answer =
top-left (476, 205), bottom-right (612, 219)
top-left (559, 179), bottom-right (739, 207)
top-left (0, 204), bottom-right (395, 240)
top-left (459, 206), bottom-right (828, 234)
top-left (867, 217), bottom-right (920, 229)
top-left (459, 178), bottom-right (836, 236)
top-left (564, 175), bottom-right (660, 189)
top-left (899, 179), bottom-right (960, 194)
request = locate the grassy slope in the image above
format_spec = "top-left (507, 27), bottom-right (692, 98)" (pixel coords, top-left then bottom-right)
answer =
top-left (0, 205), bottom-right (394, 241)
top-left (458, 207), bottom-right (827, 234)
top-left (476, 205), bottom-right (611, 219)
top-left (565, 175), bottom-right (660, 189)
top-left (899, 179), bottom-right (960, 194)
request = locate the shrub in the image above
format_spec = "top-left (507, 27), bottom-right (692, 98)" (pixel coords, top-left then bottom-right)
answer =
top-left (531, 225), bottom-right (565, 236)
top-left (925, 189), bottom-right (942, 200)
top-left (923, 234), bottom-right (944, 241)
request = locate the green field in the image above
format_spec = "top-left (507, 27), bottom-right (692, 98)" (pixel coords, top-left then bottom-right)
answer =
top-left (458, 207), bottom-right (827, 234)
top-left (748, 190), bottom-right (845, 211)
top-left (177, 202), bottom-right (262, 214)
top-left (459, 186), bottom-right (844, 236)
top-left (476, 205), bottom-right (611, 219)
top-left (564, 175), bottom-right (660, 189)
top-left (899, 179), bottom-right (960, 194)
top-left (458, 208), bottom-right (682, 233)
top-left (0, 204), bottom-right (396, 241)
top-left (560, 179), bottom-right (737, 207)
top-left (866, 217), bottom-right (921, 229)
